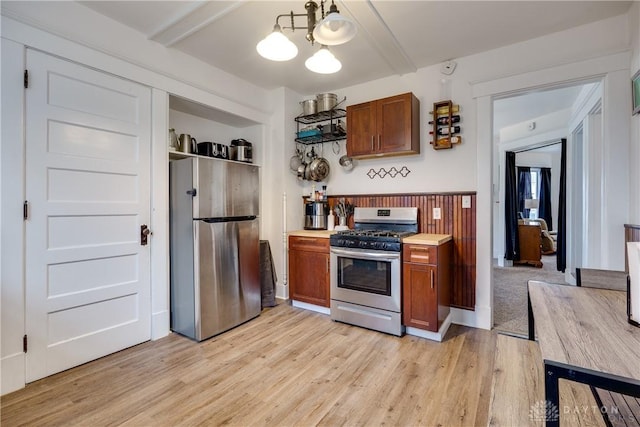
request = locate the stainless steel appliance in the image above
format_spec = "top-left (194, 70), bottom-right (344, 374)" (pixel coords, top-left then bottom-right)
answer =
top-left (229, 139), bottom-right (253, 163)
top-left (330, 207), bottom-right (418, 336)
top-left (304, 201), bottom-right (328, 230)
top-left (170, 157), bottom-right (260, 341)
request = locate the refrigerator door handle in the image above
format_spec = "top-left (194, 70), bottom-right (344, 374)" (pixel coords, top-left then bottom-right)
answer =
top-left (199, 215), bottom-right (257, 223)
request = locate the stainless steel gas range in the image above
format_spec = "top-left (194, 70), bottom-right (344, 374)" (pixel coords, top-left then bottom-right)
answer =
top-left (329, 207), bottom-right (418, 336)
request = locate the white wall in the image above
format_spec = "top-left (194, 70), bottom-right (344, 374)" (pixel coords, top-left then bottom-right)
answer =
top-left (1, 1), bottom-right (637, 394)
top-left (0, 7), bottom-right (274, 394)
top-left (1, 37), bottom-right (27, 396)
top-left (630, 2), bottom-right (640, 224)
top-left (500, 109), bottom-right (572, 143)
top-left (0, 1), bottom-right (270, 113)
top-left (305, 12), bottom-right (631, 329)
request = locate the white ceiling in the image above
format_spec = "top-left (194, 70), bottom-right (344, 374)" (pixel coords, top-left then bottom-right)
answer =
top-left (78, 1), bottom-right (632, 94)
top-left (493, 84), bottom-right (589, 131)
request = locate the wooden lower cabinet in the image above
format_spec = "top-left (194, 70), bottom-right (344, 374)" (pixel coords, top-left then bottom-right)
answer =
top-left (288, 236), bottom-right (330, 307)
top-left (402, 241), bottom-right (452, 332)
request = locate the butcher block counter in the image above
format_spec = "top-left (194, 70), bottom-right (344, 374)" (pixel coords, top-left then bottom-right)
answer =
top-left (287, 230), bottom-right (336, 238)
top-left (402, 233), bottom-right (452, 245)
top-left (287, 231), bottom-right (451, 243)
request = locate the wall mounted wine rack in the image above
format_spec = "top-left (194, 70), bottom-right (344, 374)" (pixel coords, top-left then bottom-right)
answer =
top-left (429, 100), bottom-right (462, 150)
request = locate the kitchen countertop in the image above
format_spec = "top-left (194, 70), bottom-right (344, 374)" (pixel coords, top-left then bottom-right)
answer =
top-left (402, 233), bottom-right (452, 245)
top-left (288, 230), bottom-right (452, 245)
top-left (288, 230), bottom-right (337, 238)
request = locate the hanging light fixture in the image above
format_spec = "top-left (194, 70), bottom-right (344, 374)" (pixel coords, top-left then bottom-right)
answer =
top-left (256, 0), bottom-right (356, 74)
top-left (256, 24), bottom-right (298, 61)
top-left (312, 0), bottom-right (357, 46)
top-left (305, 45), bottom-right (342, 74)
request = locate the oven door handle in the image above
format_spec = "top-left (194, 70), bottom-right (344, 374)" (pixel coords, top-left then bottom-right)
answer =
top-left (330, 247), bottom-right (400, 260)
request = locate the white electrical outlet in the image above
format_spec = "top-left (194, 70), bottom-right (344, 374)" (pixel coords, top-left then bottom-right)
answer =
top-left (462, 196), bottom-right (471, 208)
top-left (433, 207), bottom-right (441, 220)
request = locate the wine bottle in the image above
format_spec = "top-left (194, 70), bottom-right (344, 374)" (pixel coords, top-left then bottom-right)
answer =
top-left (429, 105), bottom-right (460, 115)
top-left (429, 125), bottom-right (461, 136)
top-left (428, 115), bottom-right (460, 125)
top-left (434, 136), bottom-right (462, 147)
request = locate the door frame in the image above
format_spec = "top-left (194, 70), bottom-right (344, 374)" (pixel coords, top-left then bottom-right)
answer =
top-left (0, 45), bottom-right (170, 394)
top-left (473, 51), bottom-right (631, 330)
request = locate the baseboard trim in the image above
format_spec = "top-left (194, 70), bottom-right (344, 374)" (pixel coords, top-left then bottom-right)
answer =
top-left (151, 310), bottom-right (170, 340)
top-left (406, 313), bottom-right (452, 342)
top-left (291, 300), bottom-right (330, 315)
top-left (276, 283), bottom-right (288, 300)
top-left (1, 352), bottom-right (25, 395)
top-left (451, 305), bottom-right (491, 330)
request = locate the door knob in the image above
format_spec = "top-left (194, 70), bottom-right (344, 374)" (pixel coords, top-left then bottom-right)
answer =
top-left (140, 224), bottom-right (152, 246)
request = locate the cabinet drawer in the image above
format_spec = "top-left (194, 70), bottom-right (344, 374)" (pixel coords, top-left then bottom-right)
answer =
top-left (289, 236), bottom-right (329, 253)
top-left (403, 244), bottom-right (437, 264)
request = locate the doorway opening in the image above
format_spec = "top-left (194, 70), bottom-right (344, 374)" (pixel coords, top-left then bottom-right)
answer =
top-left (491, 79), bottom-right (602, 336)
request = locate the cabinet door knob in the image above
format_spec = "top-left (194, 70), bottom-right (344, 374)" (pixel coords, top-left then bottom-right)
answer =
top-left (430, 270), bottom-right (434, 289)
top-left (371, 135), bottom-right (375, 151)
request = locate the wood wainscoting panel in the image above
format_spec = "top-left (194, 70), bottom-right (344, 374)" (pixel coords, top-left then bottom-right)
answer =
top-left (322, 192), bottom-right (477, 310)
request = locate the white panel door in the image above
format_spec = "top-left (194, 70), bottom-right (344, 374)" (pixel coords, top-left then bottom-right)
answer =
top-left (25, 49), bottom-right (152, 382)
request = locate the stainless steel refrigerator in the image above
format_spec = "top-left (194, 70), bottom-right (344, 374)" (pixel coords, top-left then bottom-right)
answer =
top-left (170, 157), bottom-right (260, 341)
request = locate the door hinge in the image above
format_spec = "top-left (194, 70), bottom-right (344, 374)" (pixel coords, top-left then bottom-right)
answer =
top-left (23, 335), bottom-right (27, 353)
top-left (24, 70), bottom-right (28, 89)
top-left (23, 201), bottom-right (29, 220)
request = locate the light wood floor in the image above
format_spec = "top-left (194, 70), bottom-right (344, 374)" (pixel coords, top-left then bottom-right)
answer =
top-left (2, 303), bottom-right (495, 426)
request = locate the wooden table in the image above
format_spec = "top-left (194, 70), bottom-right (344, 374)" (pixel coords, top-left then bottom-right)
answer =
top-left (527, 281), bottom-right (640, 426)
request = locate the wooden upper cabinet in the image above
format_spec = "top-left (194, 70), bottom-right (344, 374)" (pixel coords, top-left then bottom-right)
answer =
top-left (346, 102), bottom-right (376, 157)
top-left (346, 92), bottom-right (420, 159)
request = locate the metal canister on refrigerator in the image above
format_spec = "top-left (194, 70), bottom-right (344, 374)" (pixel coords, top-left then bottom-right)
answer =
top-left (229, 139), bottom-right (253, 163)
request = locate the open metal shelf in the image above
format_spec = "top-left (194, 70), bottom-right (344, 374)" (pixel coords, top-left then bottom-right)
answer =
top-left (295, 108), bottom-right (346, 124)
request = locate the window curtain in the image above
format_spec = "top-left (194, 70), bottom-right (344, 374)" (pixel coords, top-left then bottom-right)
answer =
top-left (556, 139), bottom-right (567, 272)
top-left (538, 167), bottom-right (552, 230)
top-left (505, 152), bottom-right (520, 261)
top-left (517, 166), bottom-right (532, 218)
